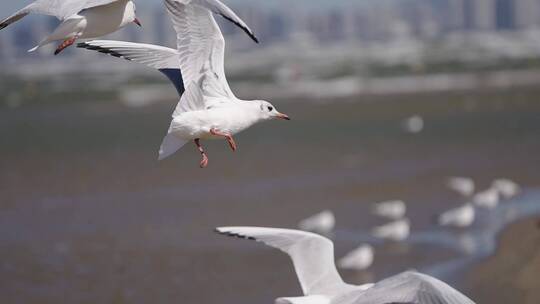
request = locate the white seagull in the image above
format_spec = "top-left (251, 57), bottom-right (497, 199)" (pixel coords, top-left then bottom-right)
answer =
top-left (472, 188), bottom-right (499, 209)
top-left (438, 203), bottom-right (475, 228)
top-left (337, 244), bottom-right (374, 271)
top-left (491, 178), bottom-right (520, 199)
top-left (371, 219), bottom-right (410, 242)
top-left (0, 0), bottom-right (142, 55)
top-left (371, 200), bottom-right (406, 220)
top-left (158, 0), bottom-right (288, 167)
top-left (78, 0), bottom-right (263, 96)
top-left (298, 210), bottom-right (336, 235)
top-left (216, 227), bottom-right (476, 304)
top-left (446, 177), bottom-right (475, 197)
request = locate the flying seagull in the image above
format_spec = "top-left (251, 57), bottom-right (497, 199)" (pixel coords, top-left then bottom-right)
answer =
top-left (216, 227), bottom-right (476, 304)
top-left (149, 0), bottom-right (288, 168)
top-left (0, 0), bottom-right (142, 55)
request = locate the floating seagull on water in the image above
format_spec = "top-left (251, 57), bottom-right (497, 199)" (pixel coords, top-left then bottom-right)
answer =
top-left (446, 177), bottom-right (475, 197)
top-left (153, 0), bottom-right (289, 167)
top-left (472, 188), bottom-right (499, 209)
top-left (298, 210), bottom-right (335, 235)
top-left (0, 0), bottom-right (142, 55)
top-left (491, 178), bottom-right (520, 199)
top-left (372, 218), bottom-right (410, 242)
top-left (438, 203), bottom-right (475, 228)
top-left (216, 227), bottom-right (476, 304)
top-left (337, 244), bottom-right (374, 271)
top-left (371, 200), bottom-right (406, 220)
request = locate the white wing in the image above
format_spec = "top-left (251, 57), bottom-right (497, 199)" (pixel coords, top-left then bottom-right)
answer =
top-left (353, 271), bottom-right (476, 304)
top-left (165, 0), bottom-right (256, 114)
top-left (77, 40), bottom-right (185, 96)
top-left (216, 227), bottom-right (350, 296)
top-left (0, 0), bottom-right (124, 27)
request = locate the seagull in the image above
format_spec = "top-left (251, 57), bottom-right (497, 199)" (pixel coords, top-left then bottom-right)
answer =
top-left (216, 227), bottom-right (476, 304)
top-left (472, 188), bottom-right (499, 209)
top-left (438, 203), bottom-right (475, 228)
top-left (337, 244), bottom-right (374, 271)
top-left (298, 210), bottom-right (335, 235)
top-left (446, 177), bottom-right (475, 197)
top-left (146, 0), bottom-right (289, 167)
top-left (491, 178), bottom-right (520, 199)
top-left (0, 0), bottom-right (142, 55)
top-left (371, 200), bottom-right (406, 220)
top-left (371, 218), bottom-right (410, 242)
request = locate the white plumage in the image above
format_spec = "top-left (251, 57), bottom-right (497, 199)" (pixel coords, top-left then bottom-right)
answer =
top-left (216, 226), bottom-right (476, 304)
top-left (438, 203), bottom-right (475, 228)
top-left (337, 244), bottom-right (374, 271)
top-left (298, 210), bottom-right (336, 235)
top-left (0, 0), bottom-right (141, 54)
top-left (492, 178), bottom-right (520, 199)
top-left (157, 0), bottom-right (289, 167)
top-left (446, 177), bottom-right (475, 197)
top-left (371, 200), bottom-right (406, 220)
top-left (473, 188), bottom-right (500, 209)
top-left (371, 219), bottom-right (410, 241)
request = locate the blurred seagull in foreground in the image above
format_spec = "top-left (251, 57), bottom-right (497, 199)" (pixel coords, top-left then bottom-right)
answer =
top-left (472, 188), bottom-right (500, 209)
top-left (446, 177), bottom-right (475, 197)
top-left (438, 203), bottom-right (475, 228)
top-left (491, 179), bottom-right (520, 199)
top-left (338, 244), bottom-right (374, 271)
top-left (371, 200), bottom-right (406, 220)
top-left (0, 0), bottom-right (142, 55)
top-left (372, 219), bottom-right (410, 242)
top-left (157, 0), bottom-right (288, 167)
top-left (298, 210), bottom-right (335, 235)
top-left (216, 227), bottom-right (476, 304)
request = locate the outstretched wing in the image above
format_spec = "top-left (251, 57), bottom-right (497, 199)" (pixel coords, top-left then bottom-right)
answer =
top-left (0, 0), bottom-right (124, 27)
top-left (165, 0), bottom-right (257, 114)
top-left (353, 271), bottom-right (476, 304)
top-left (216, 227), bottom-right (349, 296)
top-left (77, 40), bottom-right (185, 96)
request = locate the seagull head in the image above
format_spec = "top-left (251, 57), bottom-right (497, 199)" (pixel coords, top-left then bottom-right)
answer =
top-left (126, 1), bottom-right (142, 27)
top-left (256, 100), bottom-right (290, 121)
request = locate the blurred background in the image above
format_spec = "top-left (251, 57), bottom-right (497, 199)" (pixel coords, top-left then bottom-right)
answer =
top-left (1, 0), bottom-right (540, 303)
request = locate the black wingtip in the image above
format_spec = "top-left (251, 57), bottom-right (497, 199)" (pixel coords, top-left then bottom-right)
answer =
top-left (76, 42), bottom-right (88, 48)
top-left (0, 23), bottom-right (7, 30)
top-left (215, 229), bottom-right (256, 241)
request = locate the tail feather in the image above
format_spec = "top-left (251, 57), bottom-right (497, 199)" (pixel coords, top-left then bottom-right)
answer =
top-left (158, 134), bottom-right (187, 161)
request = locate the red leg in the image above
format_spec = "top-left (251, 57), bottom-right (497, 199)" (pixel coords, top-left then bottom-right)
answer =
top-left (54, 37), bottom-right (77, 55)
top-left (210, 128), bottom-right (237, 152)
top-left (194, 139), bottom-right (209, 168)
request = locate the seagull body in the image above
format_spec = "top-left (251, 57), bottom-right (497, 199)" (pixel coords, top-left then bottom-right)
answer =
top-left (0, 0), bottom-right (141, 55)
top-left (79, 0), bottom-right (287, 167)
top-left (337, 244), bottom-right (374, 271)
top-left (472, 188), bottom-right (499, 209)
top-left (371, 219), bottom-right (410, 241)
top-left (446, 177), bottom-right (475, 197)
top-left (298, 210), bottom-right (335, 234)
top-left (438, 203), bottom-right (475, 228)
top-left (216, 227), bottom-right (476, 304)
top-left (372, 200), bottom-right (406, 220)
top-left (166, 0), bottom-right (289, 166)
top-left (492, 179), bottom-right (520, 199)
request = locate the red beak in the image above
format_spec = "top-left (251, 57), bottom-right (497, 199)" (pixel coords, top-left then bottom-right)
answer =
top-left (133, 18), bottom-right (142, 27)
top-left (277, 113), bottom-right (291, 120)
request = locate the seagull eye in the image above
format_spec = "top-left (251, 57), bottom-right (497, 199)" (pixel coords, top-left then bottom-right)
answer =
top-left (267, 106), bottom-right (273, 112)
